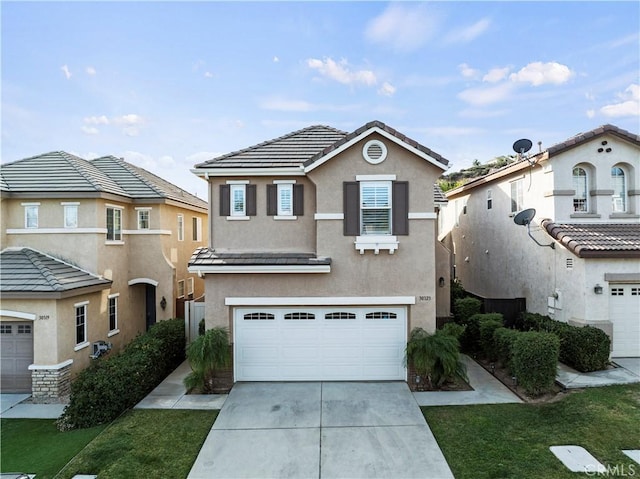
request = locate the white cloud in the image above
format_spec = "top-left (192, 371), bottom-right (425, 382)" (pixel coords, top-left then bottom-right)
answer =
top-left (509, 62), bottom-right (573, 86)
top-left (114, 114), bottom-right (144, 125)
top-left (204, 71), bottom-right (213, 78)
top-left (378, 82), bottom-right (397, 97)
top-left (586, 109), bottom-right (596, 119)
top-left (86, 66), bottom-right (96, 76)
top-left (600, 83), bottom-right (640, 117)
top-left (444, 18), bottom-right (491, 44)
top-left (306, 57), bottom-right (376, 86)
top-left (84, 115), bottom-right (110, 125)
top-left (81, 126), bottom-right (99, 135)
top-left (273, 56), bottom-right (280, 63)
top-left (61, 65), bottom-right (72, 79)
top-left (457, 83), bottom-right (515, 106)
top-left (483, 67), bottom-right (510, 83)
top-left (123, 127), bottom-right (140, 137)
top-left (458, 63), bottom-right (480, 79)
top-left (365, 3), bottom-right (439, 52)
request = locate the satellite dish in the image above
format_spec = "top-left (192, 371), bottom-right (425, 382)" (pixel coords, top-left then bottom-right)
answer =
top-left (513, 208), bottom-right (536, 226)
top-left (513, 138), bottom-right (533, 155)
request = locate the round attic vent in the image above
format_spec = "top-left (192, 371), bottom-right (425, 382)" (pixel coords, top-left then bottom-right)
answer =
top-left (363, 140), bottom-right (387, 164)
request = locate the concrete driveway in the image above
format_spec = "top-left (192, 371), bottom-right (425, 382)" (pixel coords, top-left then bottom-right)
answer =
top-left (187, 382), bottom-right (454, 479)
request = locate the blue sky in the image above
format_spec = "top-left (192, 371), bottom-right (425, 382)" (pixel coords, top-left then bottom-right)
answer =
top-left (2, 1), bottom-right (639, 199)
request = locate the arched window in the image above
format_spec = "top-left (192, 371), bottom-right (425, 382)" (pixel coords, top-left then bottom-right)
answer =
top-left (611, 167), bottom-right (626, 212)
top-left (572, 167), bottom-right (588, 212)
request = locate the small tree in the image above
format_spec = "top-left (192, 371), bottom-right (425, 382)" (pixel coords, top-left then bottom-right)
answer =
top-left (406, 328), bottom-right (467, 389)
top-left (184, 327), bottom-right (231, 393)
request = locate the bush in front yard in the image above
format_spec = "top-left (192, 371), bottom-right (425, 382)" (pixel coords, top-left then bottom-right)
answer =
top-left (560, 326), bottom-right (611, 372)
top-left (453, 297), bottom-right (482, 324)
top-left (478, 314), bottom-right (504, 360)
top-left (493, 327), bottom-right (520, 372)
top-left (58, 319), bottom-right (185, 430)
top-left (406, 328), bottom-right (467, 389)
top-left (511, 331), bottom-right (560, 396)
top-left (439, 322), bottom-right (466, 341)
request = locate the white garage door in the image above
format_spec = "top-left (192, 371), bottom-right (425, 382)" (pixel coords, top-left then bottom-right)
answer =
top-left (234, 307), bottom-right (407, 381)
top-left (610, 285), bottom-right (640, 357)
top-left (0, 322), bottom-right (34, 393)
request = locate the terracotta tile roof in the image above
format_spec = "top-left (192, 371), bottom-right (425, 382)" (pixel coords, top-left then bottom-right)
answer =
top-left (541, 221), bottom-right (640, 258)
top-left (194, 125), bottom-right (347, 169)
top-left (194, 120), bottom-right (449, 169)
top-left (189, 248), bottom-right (331, 267)
top-left (546, 124), bottom-right (640, 156)
top-left (0, 247), bottom-right (112, 296)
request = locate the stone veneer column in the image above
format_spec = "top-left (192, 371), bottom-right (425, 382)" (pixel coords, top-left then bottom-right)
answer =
top-left (28, 359), bottom-right (73, 402)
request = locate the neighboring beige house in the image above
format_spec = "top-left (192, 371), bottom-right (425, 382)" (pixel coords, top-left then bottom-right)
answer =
top-left (441, 124), bottom-right (640, 357)
top-left (189, 121), bottom-right (451, 382)
top-left (0, 152), bottom-right (208, 399)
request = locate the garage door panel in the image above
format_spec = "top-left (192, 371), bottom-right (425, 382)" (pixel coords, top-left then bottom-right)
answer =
top-left (1, 321), bottom-right (34, 393)
top-left (610, 285), bottom-right (640, 357)
top-left (235, 307), bottom-right (407, 381)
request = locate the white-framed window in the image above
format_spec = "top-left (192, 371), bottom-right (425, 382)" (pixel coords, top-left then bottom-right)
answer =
top-left (108, 294), bottom-right (119, 333)
top-left (192, 217), bottom-right (202, 241)
top-left (510, 179), bottom-right (524, 213)
top-left (177, 280), bottom-right (185, 298)
top-left (177, 214), bottom-right (184, 241)
top-left (611, 167), bottom-right (627, 212)
top-left (487, 189), bottom-right (492, 210)
top-left (187, 277), bottom-right (194, 296)
top-left (231, 184), bottom-right (246, 216)
top-left (360, 181), bottom-right (392, 235)
top-left (106, 206), bottom-right (123, 241)
top-left (137, 208), bottom-right (150, 229)
top-left (23, 203), bottom-right (39, 228)
top-left (277, 183), bottom-right (293, 216)
top-left (573, 167), bottom-right (588, 212)
top-left (63, 203), bottom-right (79, 228)
top-left (75, 302), bottom-right (87, 345)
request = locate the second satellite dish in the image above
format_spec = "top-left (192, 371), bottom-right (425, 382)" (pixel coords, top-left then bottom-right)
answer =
top-left (513, 138), bottom-right (533, 155)
top-left (513, 208), bottom-right (536, 226)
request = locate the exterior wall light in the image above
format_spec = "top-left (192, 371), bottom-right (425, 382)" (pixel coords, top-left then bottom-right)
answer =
top-left (439, 277), bottom-right (445, 287)
top-left (160, 296), bottom-right (167, 310)
top-left (593, 284), bottom-right (603, 294)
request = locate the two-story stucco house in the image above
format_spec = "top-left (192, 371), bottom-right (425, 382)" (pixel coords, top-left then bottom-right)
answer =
top-left (189, 121), bottom-right (451, 383)
top-left (0, 152), bottom-right (208, 399)
top-left (442, 124), bottom-right (640, 358)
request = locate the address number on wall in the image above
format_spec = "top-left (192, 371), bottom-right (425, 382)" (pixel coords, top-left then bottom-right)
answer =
top-left (418, 296), bottom-right (432, 302)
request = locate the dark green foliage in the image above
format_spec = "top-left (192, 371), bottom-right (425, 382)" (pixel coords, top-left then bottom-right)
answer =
top-left (450, 279), bottom-right (467, 302)
top-left (58, 319), bottom-right (185, 430)
top-left (493, 327), bottom-right (520, 371)
top-left (478, 315), bottom-right (504, 360)
top-left (515, 312), bottom-right (610, 372)
top-left (198, 318), bottom-right (206, 336)
top-left (406, 328), bottom-right (468, 388)
top-left (184, 327), bottom-right (231, 393)
top-left (440, 322), bottom-right (466, 341)
top-left (560, 326), bottom-right (611, 372)
top-left (453, 297), bottom-right (482, 324)
top-left (511, 331), bottom-right (560, 396)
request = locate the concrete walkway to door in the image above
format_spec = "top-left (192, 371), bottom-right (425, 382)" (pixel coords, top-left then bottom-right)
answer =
top-left (187, 382), bottom-right (455, 479)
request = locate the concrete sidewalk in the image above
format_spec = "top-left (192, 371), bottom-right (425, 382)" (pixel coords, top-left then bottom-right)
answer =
top-left (557, 357), bottom-right (640, 389)
top-left (0, 394), bottom-right (66, 419)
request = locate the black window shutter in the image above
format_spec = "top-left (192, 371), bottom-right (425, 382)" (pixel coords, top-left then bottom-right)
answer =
top-left (266, 184), bottom-right (277, 216)
top-left (293, 184), bottom-right (304, 216)
top-left (246, 184), bottom-right (257, 216)
top-left (343, 181), bottom-right (360, 236)
top-left (392, 181), bottom-right (409, 235)
top-left (219, 184), bottom-right (230, 216)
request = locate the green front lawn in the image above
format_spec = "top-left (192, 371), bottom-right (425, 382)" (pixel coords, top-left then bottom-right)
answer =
top-left (423, 383), bottom-right (640, 479)
top-left (57, 409), bottom-right (217, 479)
top-left (0, 418), bottom-right (106, 479)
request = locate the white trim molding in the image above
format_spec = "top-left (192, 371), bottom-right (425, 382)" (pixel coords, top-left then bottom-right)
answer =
top-left (123, 229), bottom-right (172, 235)
top-left (192, 167), bottom-right (305, 178)
top-left (314, 213), bottom-right (344, 220)
top-left (128, 278), bottom-right (159, 287)
top-left (274, 215), bottom-right (298, 220)
top-left (226, 216), bottom-right (250, 221)
top-left (189, 265), bottom-right (331, 274)
top-left (226, 180), bottom-right (250, 185)
top-left (408, 212), bottom-right (437, 220)
top-left (226, 296), bottom-right (417, 306)
top-left (7, 228), bottom-right (107, 234)
top-left (74, 341), bottom-right (90, 352)
top-left (28, 359), bottom-right (73, 370)
top-left (0, 310), bottom-right (37, 321)
top-left (273, 179), bottom-right (296, 184)
top-left (355, 174), bottom-right (396, 181)
top-left (355, 235), bottom-right (399, 255)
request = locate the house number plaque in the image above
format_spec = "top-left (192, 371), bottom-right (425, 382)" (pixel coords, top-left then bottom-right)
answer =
top-left (418, 296), bottom-right (432, 301)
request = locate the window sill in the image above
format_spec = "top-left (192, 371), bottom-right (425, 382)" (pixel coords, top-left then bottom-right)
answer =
top-left (610, 213), bottom-right (639, 219)
top-left (274, 215), bottom-right (297, 220)
top-left (107, 329), bottom-right (120, 337)
top-left (355, 235), bottom-right (398, 254)
top-left (74, 341), bottom-right (90, 352)
top-left (226, 216), bottom-right (250, 221)
top-left (570, 213), bottom-right (601, 218)
top-left (105, 240), bottom-right (125, 245)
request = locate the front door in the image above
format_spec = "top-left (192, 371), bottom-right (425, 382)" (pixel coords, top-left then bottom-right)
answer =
top-left (145, 284), bottom-right (157, 331)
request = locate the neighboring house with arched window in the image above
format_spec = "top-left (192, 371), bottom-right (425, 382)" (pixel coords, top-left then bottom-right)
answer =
top-left (442, 124), bottom-right (639, 358)
top-left (1, 152), bottom-right (208, 400)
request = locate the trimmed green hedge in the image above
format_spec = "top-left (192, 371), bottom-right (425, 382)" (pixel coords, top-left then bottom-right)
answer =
top-left (511, 331), bottom-right (560, 396)
top-left (493, 327), bottom-right (520, 372)
top-left (478, 315), bottom-right (504, 361)
top-left (58, 319), bottom-right (185, 430)
top-left (516, 312), bottom-right (610, 372)
top-left (453, 297), bottom-right (482, 324)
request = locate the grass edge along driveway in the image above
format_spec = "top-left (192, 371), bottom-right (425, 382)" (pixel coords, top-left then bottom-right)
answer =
top-left (2, 409), bottom-right (218, 479)
top-left (423, 383), bottom-right (640, 479)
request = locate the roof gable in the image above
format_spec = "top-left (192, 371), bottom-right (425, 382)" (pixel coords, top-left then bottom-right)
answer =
top-left (546, 124), bottom-right (640, 157)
